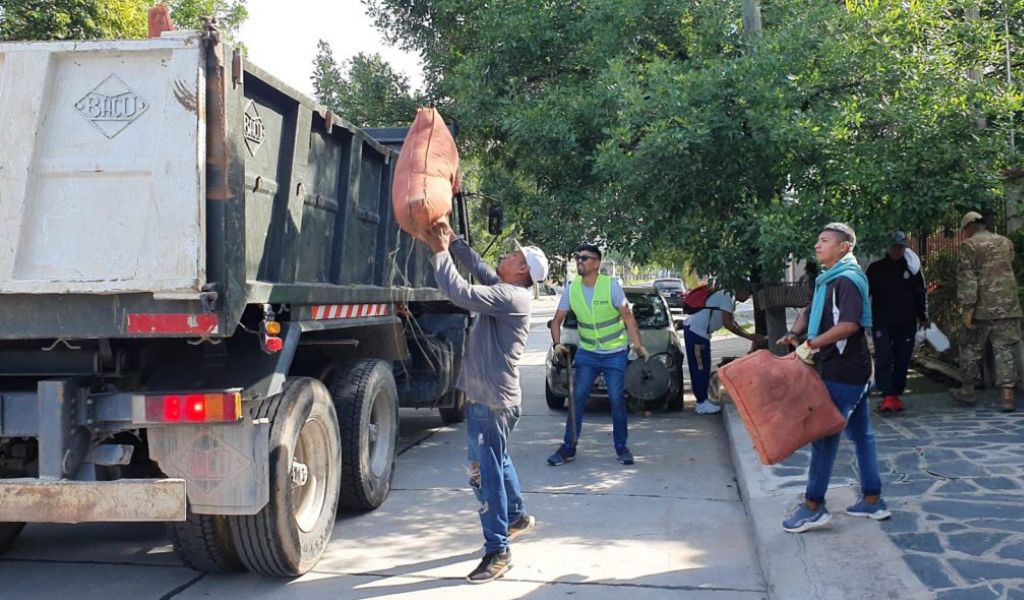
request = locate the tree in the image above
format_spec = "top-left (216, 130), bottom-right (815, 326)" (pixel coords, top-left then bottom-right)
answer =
top-left (0, 0), bottom-right (148, 40)
top-left (365, 0), bottom-right (1020, 289)
top-left (0, 0), bottom-right (247, 41)
top-left (311, 40), bottom-right (422, 128)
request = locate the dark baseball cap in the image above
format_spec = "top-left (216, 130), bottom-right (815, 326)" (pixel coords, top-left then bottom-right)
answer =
top-left (891, 231), bottom-right (907, 246)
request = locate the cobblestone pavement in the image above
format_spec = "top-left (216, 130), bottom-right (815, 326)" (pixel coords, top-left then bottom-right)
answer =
top-left (767, 390), bottom-right (1024, 599)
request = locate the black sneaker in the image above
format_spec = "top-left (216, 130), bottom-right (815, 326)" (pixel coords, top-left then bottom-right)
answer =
top-left (508, 514), bottom-right (536, 541)
top-left (616, 446), bottom-right (635, 465)
top-left (547, 445), bottom-right (576, 466)
top-left (466, 550), bottom-right (512, 584)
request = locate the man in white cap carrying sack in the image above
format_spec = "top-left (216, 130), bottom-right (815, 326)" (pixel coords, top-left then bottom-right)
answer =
top-left (419, 223), bottom-right (548, 584)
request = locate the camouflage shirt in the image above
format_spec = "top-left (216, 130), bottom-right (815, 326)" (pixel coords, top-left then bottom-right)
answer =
top-left (957, 230), bottom-right (1023, 320)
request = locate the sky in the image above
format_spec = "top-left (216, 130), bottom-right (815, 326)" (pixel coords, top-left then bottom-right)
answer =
top-left (237, 0), bottom-right (424, 97)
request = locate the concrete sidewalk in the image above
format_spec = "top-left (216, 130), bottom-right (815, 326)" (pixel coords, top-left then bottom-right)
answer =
top-left (723, 386), bottom-right (1024, 599)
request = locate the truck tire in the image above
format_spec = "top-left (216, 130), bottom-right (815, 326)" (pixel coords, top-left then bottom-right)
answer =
top-left (167, 509), bottom-right (244, 573)
top-left (438, 389), bottom-right (466, 424)
top-left (330, 360), bottom-right (399, 511)
top-left (0, 523), bottom-right (24, 555)
top-left (231, 378), bottom-right (341, 577)
top-left (545, 380), bottom-right (566, 409)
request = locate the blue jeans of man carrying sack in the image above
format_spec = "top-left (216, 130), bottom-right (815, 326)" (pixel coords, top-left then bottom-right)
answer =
top-left (466, 401), bottom-right (525, 555)
top-left (805, 381), bottom-right (883, 504)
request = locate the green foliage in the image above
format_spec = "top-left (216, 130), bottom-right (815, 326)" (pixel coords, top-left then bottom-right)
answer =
top-left (923, 249), bottom-right (962, 353)
top-left (365, 0), bottom-right (1022, 289)
top-left (0, 0), bottom-right (247, 41)
top-left (0, 0), bottom-right (148, 40)
top-left (311, 40), bottom-right (422, 128)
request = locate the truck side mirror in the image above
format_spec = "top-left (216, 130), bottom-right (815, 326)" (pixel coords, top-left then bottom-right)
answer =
top-left (487, 206), bottom-right (504, 235)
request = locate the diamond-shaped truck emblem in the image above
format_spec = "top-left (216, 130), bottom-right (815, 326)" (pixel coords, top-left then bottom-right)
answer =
top-left (74, 74), bottom-right (149, 138)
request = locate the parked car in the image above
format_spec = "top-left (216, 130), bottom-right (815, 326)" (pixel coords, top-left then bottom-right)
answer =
top-left (652, 277), bottom-right (686, 310)
top-left (545, 286), bottom-right (685, 411)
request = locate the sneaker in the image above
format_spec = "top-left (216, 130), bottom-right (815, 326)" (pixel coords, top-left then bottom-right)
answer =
top-left (616, 446), bottom-right (635, 465)
top-left (782, 503), bottom-right (832, 533)
top-left (695, 400), bottom-right (722, 415)
top-left (547, 446), bottom-right (576, 466)
top-left (508, 514), bottom-right (536, 541)
top-left (846, 498), bottom-right (892, 520)
top-left (466, 550), bottom-right (512, 584)
top-left (878, 395), bottom-right (905, 414)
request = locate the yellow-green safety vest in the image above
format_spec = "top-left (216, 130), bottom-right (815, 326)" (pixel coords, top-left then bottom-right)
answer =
top-left (569, 276), bottom-right (628, 352)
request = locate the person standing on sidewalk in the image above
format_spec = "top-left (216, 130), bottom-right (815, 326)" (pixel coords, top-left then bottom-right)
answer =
top-left (420, 224), bottom-right (546, 583)
top-left (548, 244), bottom-right (648, 466)
top-left (950, 211), bottom-right (1022, 413)
top-left (683, 287), bottom-right (766, 415)
top-left (777, 222), bottom-right (891, 533)
top-left (866, 230), bottom-right (929, 414)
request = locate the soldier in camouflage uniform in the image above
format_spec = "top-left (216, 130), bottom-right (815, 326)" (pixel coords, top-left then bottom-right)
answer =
top-left (950, 211), bottom-right (1022, 412)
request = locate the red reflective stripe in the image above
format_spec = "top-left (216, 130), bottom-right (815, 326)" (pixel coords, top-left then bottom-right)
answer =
top-left (313, 305), bottom-right (326, 320)
top-left (127, 314), bottom-right (218, 335)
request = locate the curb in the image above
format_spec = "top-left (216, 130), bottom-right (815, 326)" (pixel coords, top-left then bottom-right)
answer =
top-left (722, 403), bottom-right (932, 600)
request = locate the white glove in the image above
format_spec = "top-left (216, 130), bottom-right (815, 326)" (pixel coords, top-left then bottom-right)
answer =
top-left (795, 341), bottom-right (816, 365)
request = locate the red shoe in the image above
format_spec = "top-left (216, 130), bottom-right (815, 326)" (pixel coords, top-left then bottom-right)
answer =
top-left (878, 395), bottom-right (905, 414)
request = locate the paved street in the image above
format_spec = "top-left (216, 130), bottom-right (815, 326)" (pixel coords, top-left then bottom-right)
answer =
top-left (0, 298), bottom-right (767, 599)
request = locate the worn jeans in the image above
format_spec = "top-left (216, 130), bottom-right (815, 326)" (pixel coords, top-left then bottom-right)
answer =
top-left (466, 401), bottom-right (524, 554)
top-left (683, 326), bottom-right (712, 402)
top-left (562, 347), bottom-right (629, 450)
top-left (873, 322), bottom-right (916, 396)
top-left (805, 381), bottom-right (883, 504)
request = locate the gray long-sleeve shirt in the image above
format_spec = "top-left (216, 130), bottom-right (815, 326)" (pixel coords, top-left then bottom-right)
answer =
top-left (430, 238), bottom-right (532, 410)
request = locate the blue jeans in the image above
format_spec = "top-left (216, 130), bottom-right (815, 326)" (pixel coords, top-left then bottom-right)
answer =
top-left (805, 381), bottom-right (883, 504)
top-left (466, 401), bottom-right (524, 554)
top-left (873, 322), bottom-right (916, 396)
top-left (562, 347), bottom-right (629, 450)
top-left (683, 326), bottom-right (712, 402)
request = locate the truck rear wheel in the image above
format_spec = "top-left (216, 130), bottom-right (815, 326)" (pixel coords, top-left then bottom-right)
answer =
top-left (0, 523), bottom-right (24, 554)
top-left (438, 389), bottom-right (466, 424)
top-left (330, 360), bottom-right (399, 511)
top-left (231, 378), bottom-right (341, 577)
top-left (167, 509), bottom-right (244, 573)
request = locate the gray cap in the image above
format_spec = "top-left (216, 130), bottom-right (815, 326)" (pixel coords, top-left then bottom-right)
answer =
top-left (891, 231), bottom-right (907, 246)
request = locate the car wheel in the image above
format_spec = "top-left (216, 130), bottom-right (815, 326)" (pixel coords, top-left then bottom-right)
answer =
top-left (545, 379), bottom-right (566, 409)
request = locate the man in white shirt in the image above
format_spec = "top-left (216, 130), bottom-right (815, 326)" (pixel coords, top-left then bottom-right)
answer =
top-left (683, 287), bottom-right (764, 414)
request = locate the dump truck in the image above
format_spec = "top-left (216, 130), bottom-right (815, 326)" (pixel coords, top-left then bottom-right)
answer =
top-left (0, 24), bottom-right (472, 576)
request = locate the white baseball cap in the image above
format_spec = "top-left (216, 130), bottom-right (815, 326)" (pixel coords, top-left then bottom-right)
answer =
top-left (514, 239), bottom-right (549, 284)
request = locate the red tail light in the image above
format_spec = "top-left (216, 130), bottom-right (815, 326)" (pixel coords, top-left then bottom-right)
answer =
top-left (138, 391), bottom-right (243, 424)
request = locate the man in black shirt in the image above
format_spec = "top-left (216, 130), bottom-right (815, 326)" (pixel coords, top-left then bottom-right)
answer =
top-left (866, 231), bottom-right (928, 414)
top-left (777, 222), bottom-right (890, 533)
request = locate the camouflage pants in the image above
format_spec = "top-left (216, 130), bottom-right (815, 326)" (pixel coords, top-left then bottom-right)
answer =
top-left (959, 318), bottom-right (1022, 387)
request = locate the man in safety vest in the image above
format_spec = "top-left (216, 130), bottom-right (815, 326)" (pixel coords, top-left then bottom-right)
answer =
top-left (548, 244), bottom-right (648, 466)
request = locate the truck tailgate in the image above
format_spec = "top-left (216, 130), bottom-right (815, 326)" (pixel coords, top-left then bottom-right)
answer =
top-left (0, 34), bottom-right (206, 295)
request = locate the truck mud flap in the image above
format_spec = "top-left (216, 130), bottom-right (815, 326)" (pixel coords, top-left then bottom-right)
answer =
top-left (0, 478), bottom-right (186, 523)
top-left (148, 415), bottom-right (270, 515)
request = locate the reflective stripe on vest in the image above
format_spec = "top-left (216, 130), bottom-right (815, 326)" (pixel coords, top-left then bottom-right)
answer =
top-left (569, 275), bottom-right (628, 352)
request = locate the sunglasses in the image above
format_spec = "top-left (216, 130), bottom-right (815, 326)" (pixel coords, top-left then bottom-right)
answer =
top-left (574, 255), bottom-right (599, 262)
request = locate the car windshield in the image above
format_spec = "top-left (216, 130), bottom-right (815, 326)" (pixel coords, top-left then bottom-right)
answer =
top-left (653, 280), bottom-right (683, 292)
top-left (626, 292), bottom-right (670, 329)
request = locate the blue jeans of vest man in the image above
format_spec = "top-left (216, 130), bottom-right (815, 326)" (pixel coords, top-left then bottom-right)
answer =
top-left (561, 347), bottom-right (630, 450)
top-left (466, 401), bottom-right (525, 554)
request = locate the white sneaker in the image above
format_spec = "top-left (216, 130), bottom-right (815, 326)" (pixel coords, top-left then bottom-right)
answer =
top-left (695, 400), bottom-right (722, 415)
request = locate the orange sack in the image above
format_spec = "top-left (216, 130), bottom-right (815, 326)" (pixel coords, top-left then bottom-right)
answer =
top-left (718, 351), bottom-right (846, 465)
top-left (392, 108), bottom-right (459, 236)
